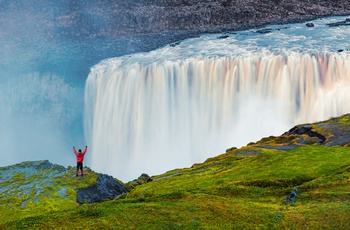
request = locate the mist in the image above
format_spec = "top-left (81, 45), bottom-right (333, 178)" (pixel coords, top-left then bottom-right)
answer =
top-left (0, 0), bottom-right (187, 168)
top-left (0, 73), bottom-right (84, 167)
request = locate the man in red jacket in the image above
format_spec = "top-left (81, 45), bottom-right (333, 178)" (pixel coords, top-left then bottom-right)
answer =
top-left (73, 146), bottom-right (88, 177)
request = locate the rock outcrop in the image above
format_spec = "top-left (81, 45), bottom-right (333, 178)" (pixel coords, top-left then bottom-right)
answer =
top-left (283, 115), bottom-right (350, 146)
top-left (0, 160), bottom-right (67, 208)
top-left (288, 126), bottom-right (326, 144)
top-left (0, 160), bottom-right (128, 207)
top-left (126, 173), bottom-right (153, 188)
top-left (77, 174), bottom-right (128, 204)
top-left (231, 114), bottom-right (350, 154)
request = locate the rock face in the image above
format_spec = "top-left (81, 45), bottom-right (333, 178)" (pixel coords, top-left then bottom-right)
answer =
top-left (77, 174), bottom-right (128, 204)
top-left (288, 126), bottom-right (326, 144)
top-left (55, 0), bottom-right (350, 38)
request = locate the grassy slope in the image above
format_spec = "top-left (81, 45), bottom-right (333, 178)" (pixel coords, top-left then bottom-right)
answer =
top-left (1, 116), bottom-right (350, 229)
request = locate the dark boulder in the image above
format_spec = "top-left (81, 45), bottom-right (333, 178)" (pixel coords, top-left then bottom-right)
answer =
top-left (256, 28), bottom-right (273, 34)
top-left (126, 173), bottom-right (153, 190)
top-left (217, 35), bottom-right (230, 39)
top-left (170, 41), bottom-right (181, 47)
top-left (287, 126), bottom-right (326, 144)
top-left (137, 173), bottom-right (153, 183)
top-left (306, 22), bottom-right (314, 27)
top-left (77, 174), bottom-right (127, 204)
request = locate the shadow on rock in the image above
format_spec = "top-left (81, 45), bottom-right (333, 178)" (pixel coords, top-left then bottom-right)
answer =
top-left (77, 174), bottom-right (127, 204)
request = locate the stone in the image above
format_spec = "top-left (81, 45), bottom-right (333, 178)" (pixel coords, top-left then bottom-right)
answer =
top-left (138, 173), bottom-right (153, 183)
top-left (77, 174), bottom-right (128, 204)
top-left (256, 28), bottom-right (273, 34)
top-left (287, 126), bottom-right (326, 144)
top-left (285, 188), bottom-right (298, 204)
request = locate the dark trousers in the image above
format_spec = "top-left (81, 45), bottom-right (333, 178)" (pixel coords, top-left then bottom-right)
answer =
top-left (76, 162), bottom-right (83, 174)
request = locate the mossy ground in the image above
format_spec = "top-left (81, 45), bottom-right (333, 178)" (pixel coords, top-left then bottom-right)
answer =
top-left (1, 115), bottom-right (350, 229)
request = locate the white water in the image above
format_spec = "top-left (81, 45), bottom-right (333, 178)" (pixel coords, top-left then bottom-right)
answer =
top-left (85, 16), bottom-right (350, 181)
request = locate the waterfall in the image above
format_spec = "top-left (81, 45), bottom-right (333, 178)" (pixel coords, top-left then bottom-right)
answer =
top-left (84, 51), bottom-right (350, 181)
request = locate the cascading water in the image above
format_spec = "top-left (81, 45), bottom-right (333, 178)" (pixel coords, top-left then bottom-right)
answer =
top-left (85, 16), bottom-right (350, 181)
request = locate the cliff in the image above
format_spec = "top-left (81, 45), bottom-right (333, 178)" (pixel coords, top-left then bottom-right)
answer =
top-left (56, 0), bottom-right (350, 37)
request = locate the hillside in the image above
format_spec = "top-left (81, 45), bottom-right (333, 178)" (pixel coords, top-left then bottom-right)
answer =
top-left (1, 114), bottom-right (350, 229)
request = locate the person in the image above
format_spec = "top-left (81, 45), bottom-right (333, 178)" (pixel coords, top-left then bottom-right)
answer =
top-left (73, 146), bottom-right (88, 177)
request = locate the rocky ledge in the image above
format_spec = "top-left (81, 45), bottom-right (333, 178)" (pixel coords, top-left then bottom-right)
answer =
top-left (77, 174), bottom-right (127, 204)
top-left (0, 160), bottom-right (132, 207)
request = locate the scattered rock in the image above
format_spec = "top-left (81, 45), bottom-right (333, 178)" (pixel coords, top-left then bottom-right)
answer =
top-left (77, 174), bottom-right (128, 204)
top-left (337, 49), bottom-right (349, 52)
top-left (256, 28), bottom-right (273, 34)
top-left (217, 35), bottom-right (229, 39)
top-left (170, 41), bottom-right (180, 47)
top-left (284, 188), bottom-right (298, 204)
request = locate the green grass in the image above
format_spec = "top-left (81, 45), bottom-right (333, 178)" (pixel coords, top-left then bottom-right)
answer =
top-left (1, 145), bottom-right (350, 229)
top-left (2, 114), bottom-right (350, 229)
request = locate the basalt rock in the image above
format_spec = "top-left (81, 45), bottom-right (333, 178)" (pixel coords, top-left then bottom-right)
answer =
top-left (54, 0), bottom-right (350, 38)
top-left (259, 114), bottom-right (350, 148)
top-left (287, 126), bottom-right (326, 144)
top-left (77, 174), bottom-right (128, 204)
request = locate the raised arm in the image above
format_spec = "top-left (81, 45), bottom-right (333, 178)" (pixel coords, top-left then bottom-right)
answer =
top-left (82, 146), bottom-right (88, 154)
top-left (73, 146), bottom-right (78, 155)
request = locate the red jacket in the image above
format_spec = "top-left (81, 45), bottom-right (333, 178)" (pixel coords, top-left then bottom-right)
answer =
top-left (73, 146), bottom-right (88, 162)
